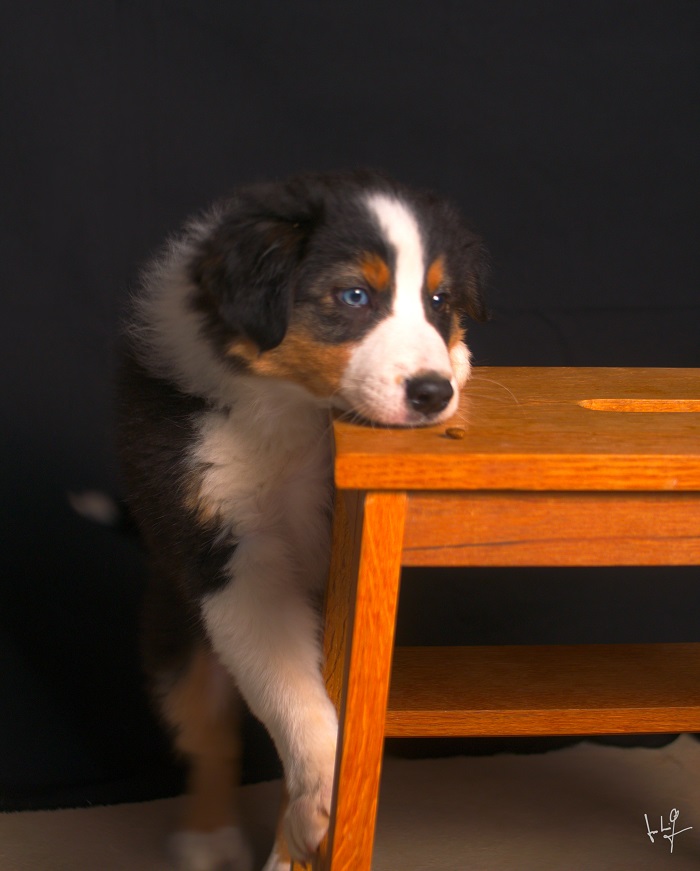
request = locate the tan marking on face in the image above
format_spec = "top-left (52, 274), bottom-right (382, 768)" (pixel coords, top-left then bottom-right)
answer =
top-left (427, 256), bottom-right (445, 294)
top-left (250, 324), bottom-right (355, 398)
top-left (360, 253), bottom-right (391, 291)
top-left (448, 312), bottom-right (464, 349)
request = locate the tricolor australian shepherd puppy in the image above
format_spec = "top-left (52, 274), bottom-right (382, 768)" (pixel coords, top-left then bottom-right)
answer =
top-left (117, 170), bottom-right (487, 870)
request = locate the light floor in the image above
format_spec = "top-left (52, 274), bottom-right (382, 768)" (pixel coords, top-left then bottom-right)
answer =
top-left (2, 736), bottom-right (699, 870)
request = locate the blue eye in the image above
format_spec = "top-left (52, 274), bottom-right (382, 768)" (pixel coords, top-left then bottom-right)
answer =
top-left (338, 287), bottom-right (370, 308)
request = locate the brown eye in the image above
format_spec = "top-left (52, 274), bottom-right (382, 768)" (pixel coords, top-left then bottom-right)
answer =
top-left (430, 291), bottom-right (450, 312)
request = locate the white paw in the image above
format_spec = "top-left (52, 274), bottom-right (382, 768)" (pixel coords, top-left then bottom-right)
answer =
top-left (169, 826), bottom-right (253, 871)
top-left (284, 786), bottom-right (332, 863)
top-left (260, 846), bottom-right (291, 871)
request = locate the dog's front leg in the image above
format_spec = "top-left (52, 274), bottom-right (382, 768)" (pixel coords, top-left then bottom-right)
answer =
top-left (200, 533), bottom-right (338, 865)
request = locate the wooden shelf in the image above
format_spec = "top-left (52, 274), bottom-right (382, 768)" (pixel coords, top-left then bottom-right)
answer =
top-left (386, 644), bottom-right (700, 737)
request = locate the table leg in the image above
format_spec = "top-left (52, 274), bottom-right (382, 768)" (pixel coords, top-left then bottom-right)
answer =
top-left (309, 490), bottom-right (407, 871)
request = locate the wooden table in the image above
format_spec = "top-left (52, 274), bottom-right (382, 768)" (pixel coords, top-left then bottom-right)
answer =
top-left (305, 367), bottom-right (700, 871)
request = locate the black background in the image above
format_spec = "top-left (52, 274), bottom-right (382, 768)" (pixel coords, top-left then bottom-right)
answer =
top-left (2, 2), bottom-right (699, 810)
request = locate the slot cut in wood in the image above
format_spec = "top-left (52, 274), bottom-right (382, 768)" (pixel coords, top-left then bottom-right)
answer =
top-left (579, 398), bottom-right (700, 413)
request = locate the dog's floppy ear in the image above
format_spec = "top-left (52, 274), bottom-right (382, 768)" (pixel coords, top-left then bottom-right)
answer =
top-left (461, 236), bottom-right (490, 324)
top-left (191, 201), bottom-right (315, 352)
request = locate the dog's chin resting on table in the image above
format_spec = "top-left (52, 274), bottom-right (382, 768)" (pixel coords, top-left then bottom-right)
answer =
top-left (117, 169), bottom-right (487, 870)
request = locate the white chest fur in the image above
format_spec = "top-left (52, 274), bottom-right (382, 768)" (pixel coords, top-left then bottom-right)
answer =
top-left (191, 377), bottom-right (334, 592)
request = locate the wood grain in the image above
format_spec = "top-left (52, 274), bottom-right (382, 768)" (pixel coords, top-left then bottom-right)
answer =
top-left (386, 644), bottom-right (700, 736)
top-left (333, 368), bottom-right (700, 491)
top-left (317, 492), bottom-right (407, 871)
top-left (304, 493), bottom-right (365, 871)
top-left (322, 491), bottom-right (364, 710)
top-left (402, 492), bottom-right (700, 566)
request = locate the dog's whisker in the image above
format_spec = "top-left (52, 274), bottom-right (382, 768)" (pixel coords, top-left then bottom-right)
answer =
top-left (467, 375), bottom-right (520, 405)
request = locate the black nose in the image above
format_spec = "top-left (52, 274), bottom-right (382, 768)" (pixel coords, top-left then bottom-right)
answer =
top-left (405, 374), bottom-right (454, 416)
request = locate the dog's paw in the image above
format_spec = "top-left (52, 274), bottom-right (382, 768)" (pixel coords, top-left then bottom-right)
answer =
top-left (284, 786), bottom-right (332, 863)
top-left (260, 846), bottom-right (292, 871)
top-left (169, 826), bottom-right (253, 871)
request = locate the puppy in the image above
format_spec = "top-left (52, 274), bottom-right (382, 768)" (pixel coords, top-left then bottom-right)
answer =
top-left (117, 169), bottom-right (486, 870)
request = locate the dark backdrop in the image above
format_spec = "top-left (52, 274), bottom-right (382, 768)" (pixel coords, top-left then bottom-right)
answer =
top-left (2, 1), bottom-right (699, 810)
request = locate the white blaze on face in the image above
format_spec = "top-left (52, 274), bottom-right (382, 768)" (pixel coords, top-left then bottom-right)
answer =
top-left (339, 193), bottom-right (462, 425)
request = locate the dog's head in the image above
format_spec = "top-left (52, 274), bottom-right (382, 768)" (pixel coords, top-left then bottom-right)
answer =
top-left (189, 170), bottom-right (487, 426)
